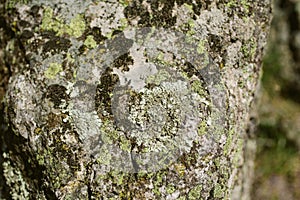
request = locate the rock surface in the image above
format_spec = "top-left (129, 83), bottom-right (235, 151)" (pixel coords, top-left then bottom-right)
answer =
top-left (0, 0), bottom-right (271, 199)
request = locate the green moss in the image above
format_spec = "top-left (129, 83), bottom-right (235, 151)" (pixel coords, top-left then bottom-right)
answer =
top-left (44, 62), bottom-right (62, 79)
top-left (188, 185), bottom-right (202, 200)
top-left (41, 7), bottom-right (86, 38)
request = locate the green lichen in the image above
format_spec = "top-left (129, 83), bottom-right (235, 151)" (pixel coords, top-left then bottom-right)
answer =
top-left (84, 35), bottom-right (97, 49)
top-left (197, 121), bottom-right (207, 136)
top-left (224, 129), bottom-right (234, 156)
top-left (242, 38), bottom-right (257, 59)
top-left (233, 139), bottom-right (244, 166)
top-left (191, 80), bottom-right (206, 96)
top-left (66, 53), bottom-right (75, 63)
top-left (110, 171), bottom-right (125, 185)
top-left (146, 69), bottom-right (171, 85)
top-left (226, 0), bottom-right (250, 14)
top-left (44, 62), bottom-right (62, 79)
top-left (36, 154), bottom-right (45, 165)
top-left (119, 136), bottom-right (132, 152)
top-left (174, 163), bottom-right (186, 177)
top-left (188, 185), bottom-right (202, 200)
top-left (68, 15), bottom-right (86, 37)
top-left (153, 187), bottom-right (161, 196)
top-left (41, 7), bottom-right (86, 38)
top-left (100, 120), bottom-right (119, 145)
top-left (119, 0), bottom-right (130, 7)
top-left (166, 185), bottom-right (176, 194)
top-left (214, 183), bottom-right (224, 198)
top-left (96, 145), bottom-right (112, 165)
top-left (120, 18), bottom-right (129, 30)
top-left (184, 3), bottom-right (193, 12)
top-left (5, 0), bottom-right (28, 10)
top-left (186, 19), bottom-right (196, 37)
top-left (197, 40), bottom-right (207, 54)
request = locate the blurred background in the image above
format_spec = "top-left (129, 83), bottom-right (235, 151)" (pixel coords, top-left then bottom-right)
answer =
top-left (252, 0), bottom-right (300, 199)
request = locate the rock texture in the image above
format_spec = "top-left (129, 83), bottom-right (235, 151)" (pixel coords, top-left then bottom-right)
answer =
top-left (0, 0), bottom-right (271, 199)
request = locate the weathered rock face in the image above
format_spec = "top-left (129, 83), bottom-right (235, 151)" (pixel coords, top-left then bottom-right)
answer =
top-left (0, 0), bottom-right (271, 199)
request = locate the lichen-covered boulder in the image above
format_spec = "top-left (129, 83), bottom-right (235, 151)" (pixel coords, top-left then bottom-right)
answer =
top-left (1, 0), bottom-right (271, 199)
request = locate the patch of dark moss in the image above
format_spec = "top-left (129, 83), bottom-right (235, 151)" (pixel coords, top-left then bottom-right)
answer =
top-left (112, 52), bottom-right (133, 72)
top-left (95, 67), bottom-right (119, 120)
top-left (45, 84), bottom-right (70, 109)
top-left (208, 34), bottom-right (224, 57)
top-left (42, 33), bottom-right (71, 56)
top-left (124, 0), bottom-right (177, 28)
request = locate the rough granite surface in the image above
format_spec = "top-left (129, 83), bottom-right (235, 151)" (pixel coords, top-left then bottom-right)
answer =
top-left (0, 0), bottom-right (271, 199)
